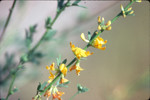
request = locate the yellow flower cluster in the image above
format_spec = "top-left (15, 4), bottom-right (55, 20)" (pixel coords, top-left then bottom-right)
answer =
top-left (46, 63), bottom-right (68, 84)
top-left (120, 5), bottom-right (134, 18)
top-left (44, 86), bottom-right (64, 100)
top-left (44, 16), bottom-right (110, 99)
top-left (97, 16), bottom-right (112, 31)
top-left (81, 33), bottom-right (107, 50)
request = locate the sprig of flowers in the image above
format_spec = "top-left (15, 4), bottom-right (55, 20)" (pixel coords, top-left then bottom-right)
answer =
top-left (33, 1), bottom-right (142, 100)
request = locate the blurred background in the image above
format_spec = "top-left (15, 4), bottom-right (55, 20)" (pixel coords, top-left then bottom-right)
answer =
top-left (0, 1), bottom-right (149, 100)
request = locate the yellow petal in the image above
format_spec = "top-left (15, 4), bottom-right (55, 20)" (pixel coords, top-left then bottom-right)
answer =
top-left (127, 7), bottom-right (132, 12)
top-left (46, 65), bottom-right (50, 70)
top-left (105, 20), bottom-right (111, 26)
top-left (98, 16), bottom-right (101, 23)
top-left (80, 33), bottom-right (89, 43)
top-left (60, 77), bottom-right (69, 84)
top-left (120, 4), bottom-right (124, 11)
top-left (106, 26), bottom-right (112, 31)
top-left (98, 25), bottom-right (101, 31)
top-left (69, 65), bottom-right (76, 71)
top-left (50, 62), bottom-right (55, 71)
top-left (129, 10), bottom-right (134, 14)
top-left (59, 64), bottom-right (67, 76)
top-left (76, 66), bottom-right (84, 76)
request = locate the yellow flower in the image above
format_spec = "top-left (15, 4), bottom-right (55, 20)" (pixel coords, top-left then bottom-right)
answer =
top-left (121, 4), bottom-right (134, 18)
top-left (44, 86), bottom-right (64, 100)
top-left (97, 16), bottom-right (111, 31)
top-left (81, 33), bottom-right (107, 50)
top-left (92, 36), bottom-right (107, 50)
top-left (52, 91), bottom-right (64, 100)
top-left (59, 64), bottom-right (67, 76)
top-left (70, 62), bottom-right (84, 76)
top-left (60, 77), bottom-right (69, 84)
top-left (120, 4), bottom-right (126, 18)
top-left (44, 87), bottom-right (53, 98)
top-left (46, 62), bottom-right (55, 71)
top-left (52, 86), bottom-right (64, 100)
top-left (80, 33), bottom-right (89, 43)
top-left (70, 42), bottom-right (93, 59)
top-left (48, 71), bottom-right (55, 83)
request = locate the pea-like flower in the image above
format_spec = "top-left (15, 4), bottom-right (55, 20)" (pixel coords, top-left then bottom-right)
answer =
top-left (48, 71), bottom-right (55, 83)
top-left (46, 62), bottom-right (55, 71)
top-left (44, 86), bottom-right (64, 100)
top-left (97, 16), bottom-right (111, 31)
top-left (81, 33), bottom-right (107, 50)
top-left (70, 62), bottom-right (84, 76)
top-left (70, 42), bottom-right (93, 60)
top-left (121, 4), bottom-right (134, 18)
top-left (59, 64), bottom-right (67, 76)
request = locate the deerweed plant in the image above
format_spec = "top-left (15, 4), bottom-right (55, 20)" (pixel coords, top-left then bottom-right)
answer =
top-left (32, 0), bottom-right (142, 100)
top-left (0, 0), bottom-right (143, 100)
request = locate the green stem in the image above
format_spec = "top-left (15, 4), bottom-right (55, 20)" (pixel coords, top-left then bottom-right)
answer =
top-left (69, 92), bottom-right (79, 100)
top-left (0, 0), bottom-right (17, 44)
top-left (29, 9), bottom-right (62, 54)
top-left (5, 1), bottom-right (70, 100)
top-left (37, 0), bottom-right (136, 97)
top-left (5, 75), bottom-right (16, 100)
top-left (5, 61), bottom-right (21, 100)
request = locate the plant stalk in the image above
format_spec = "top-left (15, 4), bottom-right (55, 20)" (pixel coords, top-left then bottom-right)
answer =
top-left (0, 0), bottom-right (17, 44)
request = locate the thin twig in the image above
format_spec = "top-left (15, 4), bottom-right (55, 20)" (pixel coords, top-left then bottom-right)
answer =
top-left (5, 1), bottom-right (71, 100)
top-left (0, 0), bottom-right (17, 44)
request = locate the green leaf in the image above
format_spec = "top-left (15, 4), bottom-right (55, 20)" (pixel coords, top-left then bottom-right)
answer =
top-left (44, 29), bottom-right (56, 41)
top-left (45, 17), bottom-right (51, 28)
top-left (33, 52), bottom-right (44, 58)
top-left (20, 54), bottom-right (28, 63)
top-left (39, 82), bottom-right (48, 91)
top-left (37, 82), bottom-right (41, 91)
top-left (77, 84), bottom-right (88, 93)
top-left (72, 0), bottom-right (86, 8)
top-left (12, 88), bottom-right (18, 93)
top-left (37, 82), bottom-right (47, 92)
top-left (90, 30), bottom-right (97, 41)
top-left (57, 0), bottom-right (65, 9)
top-left (88, 31), bottom-right (91, 40)
top-left (25, 24), bottom-right (37, 48)
top-left (58, 81), bottom-right (70, 88)
top-left (30, 24), bottom-right (37, 33)
top-left (62, 59), bottom-right (67, 64)
top-left (56, 55), bottom-right (61, 66)
top-left (72, 0), bottom-right (81, 6)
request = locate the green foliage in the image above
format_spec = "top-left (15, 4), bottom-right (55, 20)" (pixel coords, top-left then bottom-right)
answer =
top-left (0, 53), bottom-right (16, 85)
top-left (57, 0), bottom-right (65, 10)
top-left (90, 30), bottom-right (97, 41)
top-left (56, 55), bottom-right (61, 66)
top-left (62, 59), bottom-right (67, 64)
top-left (72, 0), bottom-right (86, 8)
top-left (77, 84), bottom-right (88, 93)
top-left (28, 51), bottom-right (44, 65)
top-left (11, 88), bottom-right (18, 94)
top-left (43, 29), bottom-right (56, 41)
top-left (58, 81), bottom-right (70, 88)
top-left (25, 24), bottom-right (37, 48)
top-left (88, 31), bottom-right (91, 40)
top-left (20, 54), bottom-right (28, 63)
top-left (37, 82), bottom-right (48, 92)
top-left (45, 17), bottom-right (51, 28)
